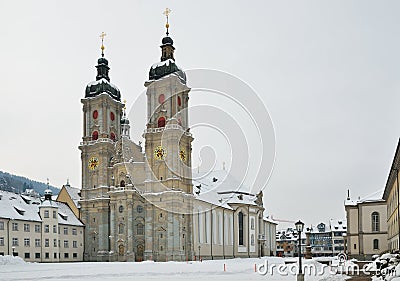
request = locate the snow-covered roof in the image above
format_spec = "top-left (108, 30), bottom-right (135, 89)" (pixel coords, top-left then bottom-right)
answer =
top-left (308, 219), bottom-right (347, 234)
top-left (0, 190), bottom-right (83, 226)
top-left (64, 185), bottom-right (81, 208)
top-left (87, 78), bottom-right (120, 92)
top-left (329, 219), bottom-right (346, 232)
top-left (264, 217), bottom-right (278, 225)
top-left (56, 201), bottom-right (83, 226)
top-left (0, 190), bottom-right (42, 221)
top-left (276, 229), bottom-right (299, 242)
top-left (345, 189), bottom-right (385, 206)
top-left (192, 170), bottom-right (258, 210)
top-left (151, 58), bottom-right (176, 69)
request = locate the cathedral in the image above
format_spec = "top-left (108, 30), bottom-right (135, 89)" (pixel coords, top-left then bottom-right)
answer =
top-left (78, 13), bottom-right (277, 262)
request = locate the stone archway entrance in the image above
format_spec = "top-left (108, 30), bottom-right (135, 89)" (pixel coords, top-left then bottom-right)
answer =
top-left (136, 244), bottom-right (144, 262)
top-left (118, 244), bottom-right (125, 261)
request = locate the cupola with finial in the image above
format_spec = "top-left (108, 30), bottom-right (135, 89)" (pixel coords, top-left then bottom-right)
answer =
top-left (148, 8), bottom-right (186, 82)
top-left (44, 178), bottom-right (53, 201)
top-left (85, 32), bottom-right (121, 101)
top-left (161, 8), bottom-right (175, 61)
top-left (121, 100), bottom-right (131, 138)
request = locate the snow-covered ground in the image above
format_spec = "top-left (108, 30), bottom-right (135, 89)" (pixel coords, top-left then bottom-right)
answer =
top-left (0, 255), bottom-right (352, 281)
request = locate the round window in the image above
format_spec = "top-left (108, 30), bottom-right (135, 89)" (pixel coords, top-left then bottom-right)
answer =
top-left (159, 94), bottom-right (165, 104)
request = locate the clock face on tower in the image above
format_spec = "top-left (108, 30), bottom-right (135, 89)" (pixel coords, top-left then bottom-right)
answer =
top-left (154, 146), bottom-right (166, 160)
top-left (88, 156), bottom-right (100, 170)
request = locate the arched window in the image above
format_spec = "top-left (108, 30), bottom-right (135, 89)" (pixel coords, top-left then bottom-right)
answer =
top-left (158, 117), bottom-right (166, 127)
top-left (137, 223), bottom-right (144, 235)
top-left (110, 132), bottom-right (116, 141)
top-left (373, 239), bottom-right (379, 250)
top-left (93, 110), bottom-right (98, 119)
top-left (92, 131), bottom-right (98, 140)
top-left (198, 207), bottom-right (204, 243)
top-left (229, 214), bottom-right (233, 245)
top-left (206, 211), bottom-right (211, 243)
top-left (251, 234), bottom-right (255, 246)
top-left (212, 211), bottom-right (217, 244)
top-left (177, 96), bottom-right (182, 106)
top-left (238, 211), bottom-right (244, 246)
top-left (120, 180), bottom-right (125, 187)
top-left (136, 205), bottom-right (143, 213)
top-left (224, 213), bottom-right (229, 244)
top-left (118, 223), bottom-right (124, 234)
top-left (218, 212), bottom-right (223, 245)
top-left (372, 212), bottom-right (380, 232)
top-left (158, 94), bottom-right (165, 104)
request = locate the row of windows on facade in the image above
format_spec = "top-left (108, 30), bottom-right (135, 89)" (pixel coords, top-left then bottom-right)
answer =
top-left (0, 252), bottom-right (79, 259)
top-left (353, 239), bottom-right (380, 250)
top-left (117, 223), bottom-right (144, 235)
top-left (89, 95), bottom-right (184, 140)
top-left (118, 205), bottom-right (143, 213)
top-left (0, 237), bottom-right (80, 248)
top-left (388, 188), bottom-right (398, 215)
top-left (91, 131), bottom-right (116, 141)
top-left (312, 246), bottom-right (345, 251)
top-left (197, 211), bottom-right (260, 246)
top-left (157, 94), bottom-right (183, 106)
top-left (388, 215), bottom-right (398, 236)
top-left (0, 222), bottom-right (79, 235)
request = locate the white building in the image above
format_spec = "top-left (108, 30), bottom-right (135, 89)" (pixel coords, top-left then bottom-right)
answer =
top-left (0, 189), bottom-right (84, 262)
top-left (308, 219), bottom-right (346, 257)
top-left (345, 191), bottom-right (387, 260)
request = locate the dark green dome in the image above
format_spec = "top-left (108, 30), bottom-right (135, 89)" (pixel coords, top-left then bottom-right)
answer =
top-left (162, 36), bottom-right (174, 45)
top-left (85, 56), bottom-right (121, 101)
top-left (148, 59), bottom-right (186, 82)
top-left (97, 57), bottom-right (108, 65)
top-left (85, 79), bottom-right (121, 101)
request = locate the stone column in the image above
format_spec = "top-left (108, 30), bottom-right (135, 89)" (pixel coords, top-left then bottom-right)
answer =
top-left (127, 200), bottom-right (134, 261)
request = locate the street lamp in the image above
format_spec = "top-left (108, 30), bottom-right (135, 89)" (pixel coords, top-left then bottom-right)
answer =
top-left (198, 245), bottom-right (201, 261)
top-left (295, 220), bottom-right (305, 281)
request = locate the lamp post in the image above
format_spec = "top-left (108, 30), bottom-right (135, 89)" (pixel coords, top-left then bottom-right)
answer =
top-left (198, 245), bottom-right (201, 261)
top-left (295, 220), bottom-right (305, 281)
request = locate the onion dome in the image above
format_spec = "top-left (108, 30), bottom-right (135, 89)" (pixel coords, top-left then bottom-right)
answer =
top-left (85, 57), bottom-right (121, 101)
top-left (85, 32), bottom-right (121, 101)
top-left (162, 36), bottom-right (174, 45)
top-left (148, 8), bottom-right (186, 83)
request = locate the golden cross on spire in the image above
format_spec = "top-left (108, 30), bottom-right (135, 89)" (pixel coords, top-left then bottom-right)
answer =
top-left (100, 32), bottom-right (107, 57)
top-left (163, 8), bottom-right (171, 35)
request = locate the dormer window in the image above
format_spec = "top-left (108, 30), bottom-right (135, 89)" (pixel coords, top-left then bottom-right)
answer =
top-left (59, 213), bottom-right (68, 221)
top-left (14, 206), bottom-right (26, 216)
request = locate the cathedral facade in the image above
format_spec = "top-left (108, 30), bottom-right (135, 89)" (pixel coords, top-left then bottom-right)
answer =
top-left (78, 24), bottom-right (277, 262)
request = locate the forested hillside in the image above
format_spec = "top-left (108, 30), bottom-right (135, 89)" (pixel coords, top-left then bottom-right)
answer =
top-left (0, 171), bottom-right (59, 195)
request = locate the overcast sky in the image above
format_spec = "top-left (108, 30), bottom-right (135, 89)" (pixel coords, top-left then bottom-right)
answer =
top-left (1, 1), bottom-right (400, 228)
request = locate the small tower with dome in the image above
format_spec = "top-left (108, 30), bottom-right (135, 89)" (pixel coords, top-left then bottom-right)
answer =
top-left (39, 182), bottom-right (59, 262)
